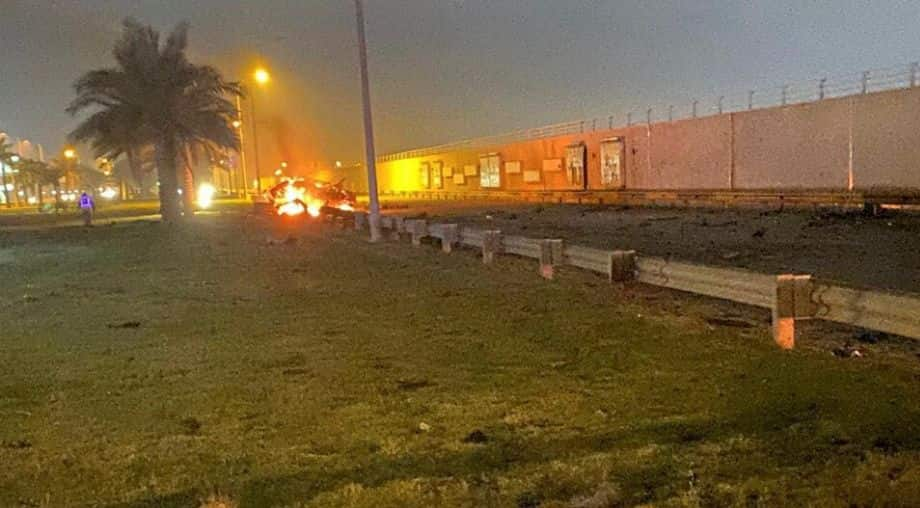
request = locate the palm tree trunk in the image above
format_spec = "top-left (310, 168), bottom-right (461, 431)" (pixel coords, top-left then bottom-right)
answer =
top-left (0, 164), bottom-right (9, 208)
top-left (182, 163), bottom-right (196, 215)
top-left (53, 183), bottom-right (63, 213)
top-left (156, 135), bottom-right (181, 222)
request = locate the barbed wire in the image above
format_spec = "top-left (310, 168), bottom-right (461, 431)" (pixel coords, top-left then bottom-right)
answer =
top-left (379, 60), bottom-right (920, 162)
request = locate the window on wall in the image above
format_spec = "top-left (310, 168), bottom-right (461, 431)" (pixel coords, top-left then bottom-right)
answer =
top-left (479, 154), bottom-right (501, 188)
top-left (419, 162), bottom-right (430, 188)
top-left (431, 161), bottom-right (443, 189)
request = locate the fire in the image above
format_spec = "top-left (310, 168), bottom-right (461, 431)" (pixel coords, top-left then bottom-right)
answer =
top-left (273, 178), bottom-right (323, 217)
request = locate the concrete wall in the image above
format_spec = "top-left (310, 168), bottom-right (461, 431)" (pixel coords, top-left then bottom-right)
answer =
top-left (366, 86), bottom-right (920, 196)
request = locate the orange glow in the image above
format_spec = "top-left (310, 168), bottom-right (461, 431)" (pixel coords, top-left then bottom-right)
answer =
top-left (272, 178), bottom-right (324, 218)
top-left (337, 203), bottom-right (355, 212)
top-left (254, 68), bottom-right (270, 85)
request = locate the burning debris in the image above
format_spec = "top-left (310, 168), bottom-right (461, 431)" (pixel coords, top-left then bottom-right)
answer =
top-left (265, 178), bottom-right (357, 218)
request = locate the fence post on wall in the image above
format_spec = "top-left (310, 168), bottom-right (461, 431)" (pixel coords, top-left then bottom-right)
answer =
top-left (818, 78), bottom-right (826, 100)
top-left (748, 90), bottom-right (754, 110)
top-left (440, 224), bottom-right (458, 253)
top-left (692, 100), bottom-right (698, 118)
top-left (718, 96), bottom-right (724, 114)
top-left (862, 71), bottom-right (870, 94)
top-left (539, 239), bottom-right (564, 280)
top-left (911, 62), bottom-right (919, 88)
top-left (482, 230), bottom-right (502, 264)
top-left (772, 274), bottom-right (815, 350)
top-left (781, 85), bottom-right (788, 106)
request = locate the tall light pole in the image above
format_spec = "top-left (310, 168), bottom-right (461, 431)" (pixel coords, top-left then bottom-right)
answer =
top-left (354, 0), bottom-right (382, 242)
top-left (233, 97), bottom-right (249, 198)
top-left (248, 68), bottom-right (270, 194)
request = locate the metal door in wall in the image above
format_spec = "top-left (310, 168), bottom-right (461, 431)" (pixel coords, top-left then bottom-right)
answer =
top-left (565, 144), bottom-right (587, 189)
top-left (600, 137), bottom-right (625, 188)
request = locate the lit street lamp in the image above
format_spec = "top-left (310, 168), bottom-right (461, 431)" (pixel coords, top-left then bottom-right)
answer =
top-left (246, 67), bottom-right (270, 194)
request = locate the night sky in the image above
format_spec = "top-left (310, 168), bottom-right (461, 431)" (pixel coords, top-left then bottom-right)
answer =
top-left (3, 0), bottom-right (920, 172)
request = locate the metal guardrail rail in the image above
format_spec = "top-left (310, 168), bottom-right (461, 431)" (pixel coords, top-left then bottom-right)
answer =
top-left (342, 210), bottom-right (920, 347)
top-left (379, 60), bottom-right (920, 162)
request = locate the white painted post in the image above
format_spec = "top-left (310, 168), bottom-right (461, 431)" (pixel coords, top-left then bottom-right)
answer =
top-left (539, 239), bottom-right (564, 280)
top-left (391, 216), bottom-right (405, 241)
top-left (772, 274), bottom-right (815, 350)
top-left (440, 224), bottom-right (459, 253)
top-left (409, 219), bottom-right (427, 247)
top-left (354, 212), bottom-right (367, 230)
top-left (482, 230), bottom-right (502, 264)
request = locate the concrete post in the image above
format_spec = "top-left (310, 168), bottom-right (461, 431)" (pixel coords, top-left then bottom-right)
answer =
top-left (440, 224), bottom-right (459, 253)
top-left (772, 274), bottom-right (815, 350)
top-left (482, 230), bottom-right (502, 264)
top-left (539, 239), bottom-right (564, 280)
top-left (391, 216), bottom-right (405, 241)
top-left (861, 71), bottom-right (869, 94)
top-left (608, 250), bottom-right (637, 282)
top-left (354, 212), bottom-right (367, 230)
top-left (410, 219), bottom-right (427, 247)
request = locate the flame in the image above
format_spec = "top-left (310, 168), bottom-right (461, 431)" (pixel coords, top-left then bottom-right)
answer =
top-left (274, 179), bottom-right (322, 217)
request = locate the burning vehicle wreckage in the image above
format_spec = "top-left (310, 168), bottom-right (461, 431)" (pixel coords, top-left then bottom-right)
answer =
top-left (263, 178), bottom-right (357, 218)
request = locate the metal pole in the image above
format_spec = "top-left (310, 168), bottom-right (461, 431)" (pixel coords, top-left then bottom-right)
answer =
top-left (235, 94), bottom-right (249, 198)
top-left (249, 85), bottom-right (262, 194)
top-left (355, 0), bottom-right (382, 242)
top-left (748, 90), bottom-right (754, 110)
top-left (818, 78), bottom-right (826, 100)
top-left (718, 96), bottom-right (724, 114)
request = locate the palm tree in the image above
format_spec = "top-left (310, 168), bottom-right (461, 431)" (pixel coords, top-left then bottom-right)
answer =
top-left (67, 19), bottom-right (240, 222)
top-left (0, 135), bottom-right (16, 208)
top-left (18, 159), bottom-right (66, 211)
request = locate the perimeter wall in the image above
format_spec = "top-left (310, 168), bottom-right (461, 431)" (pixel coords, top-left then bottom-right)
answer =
top-left (364, 86), bottom-right (920, 198)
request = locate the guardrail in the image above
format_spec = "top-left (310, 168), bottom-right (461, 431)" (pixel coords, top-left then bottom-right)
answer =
top-left (342, 211), bottom-right (920, 349)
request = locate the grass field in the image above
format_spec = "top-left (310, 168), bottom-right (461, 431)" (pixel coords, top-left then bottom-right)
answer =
top-left (1, 215), bottom-right (919, 507)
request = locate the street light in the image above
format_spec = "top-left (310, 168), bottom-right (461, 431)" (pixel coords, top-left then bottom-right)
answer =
top-left (63, 149), bottom-right (76, 160)
top-left (354, 0), bottom-right (382, 242)
top-left (246, 68), bottom-right (270, 194)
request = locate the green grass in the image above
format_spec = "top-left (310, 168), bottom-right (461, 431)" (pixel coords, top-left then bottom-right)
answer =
top-left (0, 199), bottom-right (250, 227)
top-left (1, 216), bottom-right (919, 507)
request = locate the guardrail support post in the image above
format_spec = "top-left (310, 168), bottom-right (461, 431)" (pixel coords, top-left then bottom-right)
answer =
top-left (609, 250), bottom-right (637, 282)
top-left (410, 219), bottom-right (428, 247)
top-left (441, 224), bottom-right (459, 253)
top-left (540, 239), bottom-right (564, 279)
top-left (391, 216), bottom-right (405, 241)
top-left (354, 212), bottom-right (367, 230)
top-left (772, 274), bottom-right (815, 350)
top-left (482, 230), bottom-right (502, 264)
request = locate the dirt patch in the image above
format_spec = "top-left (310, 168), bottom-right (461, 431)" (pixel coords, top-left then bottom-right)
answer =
top-left (408, 203), bottom-right (920, 293)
